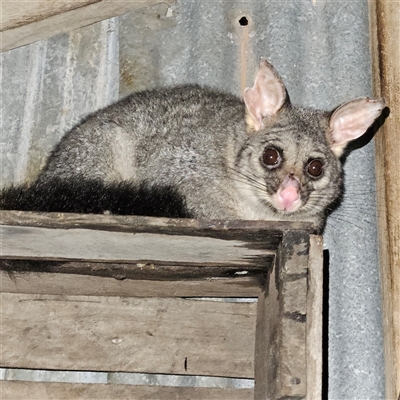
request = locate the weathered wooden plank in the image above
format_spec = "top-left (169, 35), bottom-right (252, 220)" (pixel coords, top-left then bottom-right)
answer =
top-left (2, 1), bottom-right (98, 31)
top-left (278, 231), bottom-right (308, 398)
top-left (0, 211), bottom-right (313, 270)
top-left (254, 231), bottom-right (311, 399)
top-left (1, 293), bottom-right (256, 378)
top-left (370, 1), bottom-right (400, 399)
top-left (306, 235), bottom-right (323, 400)
top-left (0, 210), bottom-right (315, 238)
top-left (0, 210), bottom-right (313, 282)
top-left (0, 258), bottom-right (271, 282)
top-left (1, 0), bottom-right (175, 52)
top-left (0, 211), bottom-right (314, 271)
top-left (0, 380), bottom-right (254, 400)
top-left (0, 270), bottom-right (262, 297)
top-left (254, 255), bottom-right (277, 399)
top-left (1, 224), bottom-right (273, 267)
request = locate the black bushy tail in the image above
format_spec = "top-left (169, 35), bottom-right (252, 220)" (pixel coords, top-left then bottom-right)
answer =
top-left (0, 178), bottom-right (191, 218)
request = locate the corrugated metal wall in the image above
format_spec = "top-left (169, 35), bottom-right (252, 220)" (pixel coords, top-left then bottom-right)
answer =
top-left (1, 1), bottom-right (384, 398)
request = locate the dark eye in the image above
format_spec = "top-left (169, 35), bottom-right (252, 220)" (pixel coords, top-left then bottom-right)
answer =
top-left (262, 148), bottom-right (281, 168)
top-left (307, 159), bottom-right (324, 177)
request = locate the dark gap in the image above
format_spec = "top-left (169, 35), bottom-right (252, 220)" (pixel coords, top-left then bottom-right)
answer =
top-left (322, 249), bottom-right (330, 399)
top-left (238, 16), bottom-right (248, 26)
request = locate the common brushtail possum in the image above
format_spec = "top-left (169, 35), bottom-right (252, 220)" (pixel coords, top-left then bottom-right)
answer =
top-left (1, 59), bottom-right (385, 231)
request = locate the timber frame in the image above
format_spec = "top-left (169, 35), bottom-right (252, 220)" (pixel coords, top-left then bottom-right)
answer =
top-left (0, 210), bottom-right (323, 399)
top-left (370, 1), bottom-right (400, 398)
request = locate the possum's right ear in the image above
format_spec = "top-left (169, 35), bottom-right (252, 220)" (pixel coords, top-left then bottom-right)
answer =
top-left (244, 58), bottom-right (287, 131)
top-left (327, 97), bottom-right (386, 157)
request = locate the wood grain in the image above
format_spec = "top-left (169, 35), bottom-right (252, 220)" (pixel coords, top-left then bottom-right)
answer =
top-left (254, 231), bottom-right (312, 399)
top-left (0, 258), bottom-right (271, 281)
top-left (1, 224), bottom-right (272, 267)
top-left (0, 381), bottom-right (254, 400)
top-left (0, 210), bottom-right (315, 237)
top-left (0, 270), bottom-right (263, 298)
top-left (0, 211), bottom-right (323, 396)
top-left (369, 2), bottom-right (400, 399)
top-left (1, 293), bottom-right (256, 378)
top-left (1, 1), bottom-right (98, 31)
top-left (1, 0), bottom-right (175, 52)
top-left (306, 235), bottom-right (323, 400)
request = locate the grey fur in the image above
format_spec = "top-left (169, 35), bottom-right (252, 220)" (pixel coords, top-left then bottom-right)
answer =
top-left (36, 61), bottom-right (384, 230)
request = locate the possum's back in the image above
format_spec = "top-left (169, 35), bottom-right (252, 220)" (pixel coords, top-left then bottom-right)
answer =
top-left (39, 85), bottom-right (246, 186)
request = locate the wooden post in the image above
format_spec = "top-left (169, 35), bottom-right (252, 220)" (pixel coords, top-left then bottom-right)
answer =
top-left (306, 235), bottom-right (323, 400)
top-left (369, 2), bottom-right (400, 399)
top-left (254, 231), bottom-right (322, 399)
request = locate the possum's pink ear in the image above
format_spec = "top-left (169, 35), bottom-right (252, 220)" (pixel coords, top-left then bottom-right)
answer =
top-left (244, 58), bottom-right (287, 131)
top-left (328, 97), bottom-right (385, 157)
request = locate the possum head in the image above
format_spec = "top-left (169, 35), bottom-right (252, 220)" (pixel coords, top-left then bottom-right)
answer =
top-left (234, 58), bottom-right (385, 229)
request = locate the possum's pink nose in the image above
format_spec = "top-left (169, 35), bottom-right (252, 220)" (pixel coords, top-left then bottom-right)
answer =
top-left (278, 185), bottom-right (299, 210)
top-left (273, 176), bottom-right (301, 212)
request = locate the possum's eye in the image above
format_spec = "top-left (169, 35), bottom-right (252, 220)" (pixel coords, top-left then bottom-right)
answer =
top-left (306, 159), bottom-right (324, 177)
top-left (262, 147), bottom-right (282, 169)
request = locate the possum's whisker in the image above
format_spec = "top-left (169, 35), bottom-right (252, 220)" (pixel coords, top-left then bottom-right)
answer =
top-left (328, 214), bottom-right (369, 231)
top-left (228, 166), bottom-right (267, 193)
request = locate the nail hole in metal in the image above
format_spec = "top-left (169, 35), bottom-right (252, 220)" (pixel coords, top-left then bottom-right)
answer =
top-left (239, 16), bottom-right (249, 26)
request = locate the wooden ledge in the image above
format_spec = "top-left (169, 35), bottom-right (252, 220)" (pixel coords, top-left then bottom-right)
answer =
top-left (1, 0), bottom-right (175, 52)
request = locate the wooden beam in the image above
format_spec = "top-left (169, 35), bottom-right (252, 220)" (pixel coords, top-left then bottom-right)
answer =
top-left (0, 210), bottom-right (315, 235)
top-left (0, 211), bottom-right (313, 269)
top-left (1, 224), bottom-right (273, 267)
top-left (0, 381), bottom-right (254, 400)
top-left (306, 235), bottom-right (323, 400)
top-left (254, 231), bottom-right (314, 399)
top-left (1, 294), bottom-right (256, 378)
top-left (1, 0), bottom-right (175, 52)
top-left (369, 2), bottom-right (400, 399)
top-left (0, 269), bottom-right (263, 298)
